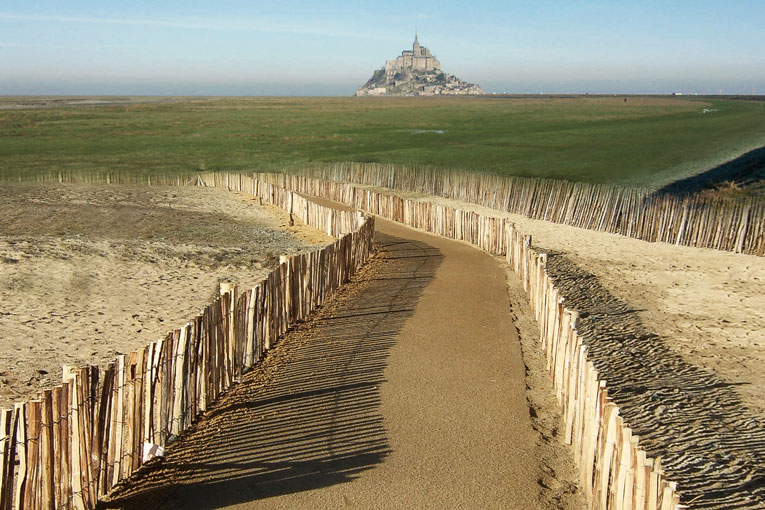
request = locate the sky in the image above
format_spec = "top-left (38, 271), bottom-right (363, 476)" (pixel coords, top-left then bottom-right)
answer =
top-left (1, 0), bottom-right (764, 96)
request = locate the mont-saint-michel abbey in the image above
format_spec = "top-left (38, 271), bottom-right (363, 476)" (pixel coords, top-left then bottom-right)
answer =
top-left (385, 33), bottom-right (441, 75)
top-left (355, 35), bottom-right (485, 96)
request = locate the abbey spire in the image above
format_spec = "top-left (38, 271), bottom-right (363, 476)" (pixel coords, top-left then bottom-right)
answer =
top-left (355, 35), bottom-right (484, 96)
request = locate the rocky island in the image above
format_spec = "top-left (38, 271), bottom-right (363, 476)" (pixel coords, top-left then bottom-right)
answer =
top-left (355, 35), bottom-right (485, 96)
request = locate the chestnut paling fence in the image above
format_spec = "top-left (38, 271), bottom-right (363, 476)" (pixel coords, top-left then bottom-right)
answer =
top-left (249, 172), bottom-right (685, 510)
top-left (2, 168), bottom-right (720, 509)
top-left (0, 174), bottom-right (374, 510)
top-left (269, 162), bottom-right (764, 256)
top-left (5, 162), bottom-right (762, 255)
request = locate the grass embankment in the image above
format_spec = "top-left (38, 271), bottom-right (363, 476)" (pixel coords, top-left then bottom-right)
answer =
top-left (0, 96), bottom-right (763, 188)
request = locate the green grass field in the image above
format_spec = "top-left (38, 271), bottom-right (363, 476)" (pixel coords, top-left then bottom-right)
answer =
top-left (1, 96), bottom-right (763, 188)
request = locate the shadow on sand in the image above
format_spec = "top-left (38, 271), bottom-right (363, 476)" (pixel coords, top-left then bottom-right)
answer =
top-left (654, 145), bottom-right (765, 196)
top-left (544, 252), bottom-right (765, 508)
top-left (100, 231), bottom-right (443, 509)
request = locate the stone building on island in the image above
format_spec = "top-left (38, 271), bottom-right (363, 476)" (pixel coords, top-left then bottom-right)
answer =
top-left (385, 33), bottom-right (441, 77)
top-left (355, 35), bottom-right (484, 96)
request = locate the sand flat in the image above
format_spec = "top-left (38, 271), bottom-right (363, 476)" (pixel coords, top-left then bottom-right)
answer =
top-left (0, 182), bottom-right (332, 408)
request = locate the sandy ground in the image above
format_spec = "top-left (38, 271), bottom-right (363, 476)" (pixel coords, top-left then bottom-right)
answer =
top-left (354, 184), bottom-right (765, 418)
top-left (3, 178), bottom-right (760, 507)
top-left (105, 216), bottom-right (584, 510)
top-left (0, 183), bottom-right (332, 409)
top-left (340, 184), bottom-right (765, 507)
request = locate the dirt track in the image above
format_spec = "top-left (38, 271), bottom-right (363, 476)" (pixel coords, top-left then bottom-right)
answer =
top-left (104, 216), bottom-right (583, 509)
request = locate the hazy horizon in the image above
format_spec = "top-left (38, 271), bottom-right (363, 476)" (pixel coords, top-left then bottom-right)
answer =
top-left (2, 0), bottom-right (764, 96)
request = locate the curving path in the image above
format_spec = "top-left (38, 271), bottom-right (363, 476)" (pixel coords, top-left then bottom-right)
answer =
top-left (104, 213), bottom-right (560, 509)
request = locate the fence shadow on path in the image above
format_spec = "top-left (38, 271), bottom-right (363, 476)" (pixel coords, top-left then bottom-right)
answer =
top-left (100, 231), bottom-right (443, 509)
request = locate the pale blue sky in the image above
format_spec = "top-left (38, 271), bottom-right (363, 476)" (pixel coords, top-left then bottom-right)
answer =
top-left (1, 0), bottom-right (763, 95)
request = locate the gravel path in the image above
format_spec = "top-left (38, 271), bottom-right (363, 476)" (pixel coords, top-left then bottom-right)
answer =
top-left (104, 216), bottom-right (582, 509)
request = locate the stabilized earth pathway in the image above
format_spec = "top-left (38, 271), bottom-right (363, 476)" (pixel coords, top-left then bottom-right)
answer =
top-left (105, 215), bottom-right (563, 509)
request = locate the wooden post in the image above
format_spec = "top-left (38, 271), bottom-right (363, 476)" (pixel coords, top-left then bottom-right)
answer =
top-left (22, 400), bottom-right (41, 510)
top-left (58, 383), bottom-right (71, 508)
top-left (160, 332), bottom-right (175, 441)
top-left (594, 401), bottom-right (618, 510)
top-left (142, 343), bottom-right (155, 452)
top-left (120, 354), bottom-right (136, 479)
top-left (131, 349), bottom-right (146, 473)
top-left (96, 365), bottom-right (114, 499)
top-left (171, 326), bottom-right (189, 437)
top-left (633, 440), bottom-right (646, 510)
top-left (647, 457), bottom-right (661, 510)
top-left (39, 391), bottom-right (55, 510)
top-left (110, 356), bottom-right (125, 488)
top-left (564, 332), bottom-right (581, 445)
top-left (13, 403), bottom-right (26, 510)
top-left (62, 366), bottom-right (86, 510)
top-left (245, 288), bottom-right (257, 368)
top-left (198, 310), bottom-right (208, 414)
top-left (0, 408), bottom-right (14, 510)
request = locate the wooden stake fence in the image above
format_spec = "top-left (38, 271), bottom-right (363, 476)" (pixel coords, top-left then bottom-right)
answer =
top-left (265, 162), bottom-right (764, 256)
top-left (0, 175), bottom-right (374, 510)
top-left (1, 169), bottom-right (693, 508)
top-left (254, 171), bottom-right (687, 510)
top-left (6, 164), bottom-right (760, 255)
